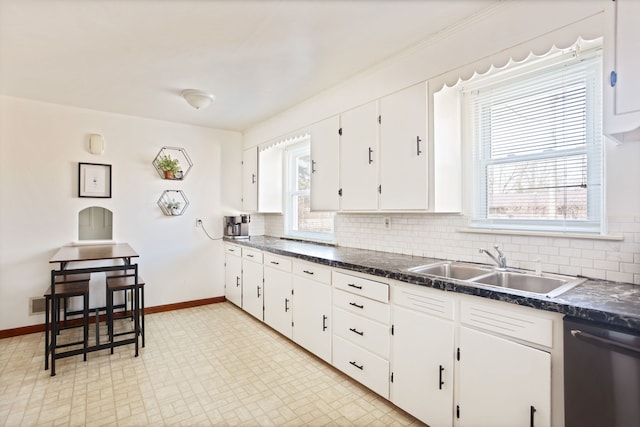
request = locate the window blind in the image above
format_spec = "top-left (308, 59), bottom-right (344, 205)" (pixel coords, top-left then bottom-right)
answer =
top-left (467, 50), bottom-right (603, 233)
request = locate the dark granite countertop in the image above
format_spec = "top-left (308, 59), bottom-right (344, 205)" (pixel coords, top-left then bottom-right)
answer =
top-left (225, 236), bottom-right (640, 334)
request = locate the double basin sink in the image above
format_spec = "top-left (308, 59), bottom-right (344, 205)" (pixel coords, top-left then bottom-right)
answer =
top-left (408, 261), bottom-right (586, 298)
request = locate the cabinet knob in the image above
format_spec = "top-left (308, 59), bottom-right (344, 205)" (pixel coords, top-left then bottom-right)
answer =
top-left (610, 70), bottom-right (617, 87)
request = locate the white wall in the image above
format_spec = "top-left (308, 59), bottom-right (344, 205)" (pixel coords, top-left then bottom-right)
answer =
top-left (0, 96), bottom-right (242, 330)
top-left (248, 0), bottom-right (640, 285)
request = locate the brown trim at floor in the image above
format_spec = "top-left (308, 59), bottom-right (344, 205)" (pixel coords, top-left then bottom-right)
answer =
top-left (0, 296), bottom-right (227, 339)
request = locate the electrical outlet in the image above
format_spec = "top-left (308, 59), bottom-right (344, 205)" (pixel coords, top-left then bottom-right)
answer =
top-left (384, 217), bottom-right (391, 230)
top-left (196, 218), bottom-right (202, 227)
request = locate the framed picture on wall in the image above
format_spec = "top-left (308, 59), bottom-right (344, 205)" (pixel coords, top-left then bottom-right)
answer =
top-left (78, 162), bottom-right (112, 198)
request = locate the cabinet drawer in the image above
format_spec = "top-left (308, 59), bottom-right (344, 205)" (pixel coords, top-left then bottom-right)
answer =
top-left (392, 281), bottom-right (454, 320)
top-left (263, 253), bottom-right (292, 272)
top-left (333, 271), bottom-right (389, 303)
top-left (224, 244), bottom-right (241, 256)
top-left (293, 261), bottom-right (331, 284)
top-left (242, 248), bottom-right (263, 263)
top-left (333, 288), bottom-right (389, 324)
top-left (461, 300), bottom-right (553, 348)
top-left (333, 308), bottom-right (390, 358)
top-left (333, 335), bottom-right (389, 399)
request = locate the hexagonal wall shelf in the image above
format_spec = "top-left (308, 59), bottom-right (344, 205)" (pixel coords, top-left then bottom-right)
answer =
top-left (157, 190), bottom-right (189, 216)
top-left (152, 146), bottom-right (193, 180)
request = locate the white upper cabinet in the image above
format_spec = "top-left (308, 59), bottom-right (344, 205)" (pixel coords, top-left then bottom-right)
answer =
top-left (242, 147), bottom-right (258, 212)
top-left (604, 0), bottom-right (640, 142)
top-left (379, 82), bottom-right (429, 210)
top-left (339, 101), bottom-right (379, 211)
top-left (310, 115), bottom-right (341, 211)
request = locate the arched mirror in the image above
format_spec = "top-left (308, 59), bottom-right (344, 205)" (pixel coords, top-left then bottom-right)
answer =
top-left (78, 207), bottom-right (113, 240)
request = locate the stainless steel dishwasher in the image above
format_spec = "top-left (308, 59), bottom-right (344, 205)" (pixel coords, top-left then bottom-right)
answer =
top-left (564, 316), bottom-right (640, 427)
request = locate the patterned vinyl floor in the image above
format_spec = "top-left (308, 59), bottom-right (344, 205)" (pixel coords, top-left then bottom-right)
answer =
top-left (0, 302), bottom-right (423, 426)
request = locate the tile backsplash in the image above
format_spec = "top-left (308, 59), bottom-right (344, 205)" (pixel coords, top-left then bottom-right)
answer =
top-left (254, 213), bottom-right (640, 285)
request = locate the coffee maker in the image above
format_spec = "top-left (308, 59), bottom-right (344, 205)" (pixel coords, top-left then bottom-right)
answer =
top-left (223, 215), bottom-right (250, 238)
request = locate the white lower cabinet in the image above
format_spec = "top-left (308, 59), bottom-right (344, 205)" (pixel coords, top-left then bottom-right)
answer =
top-left (225, 248), bottom-right (561, 427)
top-left (457, 326), bottom-right (551, 427)
top-left (331, 271), bottom-right (390, 399)
top-left (333, 335), bottom-right (390, 398)
top-left (292, 261), bottom-right (332, 363)
top-left (263, 254), bottom-right (293, 339)
top-left (241, 249), bottom-right (263, 320)
top-left (391, 306), bottom-right (454, 427)
top-left (224, 244), bottom-right (242, 307)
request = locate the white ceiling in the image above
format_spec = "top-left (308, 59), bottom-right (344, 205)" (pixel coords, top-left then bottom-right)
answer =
top-left (0, 0), bottom-right (497, 132)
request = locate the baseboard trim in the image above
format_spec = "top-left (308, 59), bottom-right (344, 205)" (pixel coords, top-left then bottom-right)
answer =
top-left (0, 296), bottom-right (227, 339)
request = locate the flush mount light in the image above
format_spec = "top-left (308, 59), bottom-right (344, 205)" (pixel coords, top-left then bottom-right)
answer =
top-left (181, 89), bottom-right (215, 110)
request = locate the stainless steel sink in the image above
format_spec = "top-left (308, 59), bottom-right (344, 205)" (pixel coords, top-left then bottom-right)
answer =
top-left (409, 261), bottom-right (493, 280)
top-left (469, 271), bottom-right (587, 298)
top-left (408, 261), bottom-right (585, 298)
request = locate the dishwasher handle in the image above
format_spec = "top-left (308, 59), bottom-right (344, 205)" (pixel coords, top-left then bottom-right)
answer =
top-left (571, 329), bottom-right (640, 359)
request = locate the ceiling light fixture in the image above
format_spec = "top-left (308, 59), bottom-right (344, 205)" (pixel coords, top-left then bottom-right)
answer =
top-left (181, 89), bottom-right (215, 110)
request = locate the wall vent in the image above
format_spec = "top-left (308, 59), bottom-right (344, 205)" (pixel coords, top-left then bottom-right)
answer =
top-left (30, 297), bottom-right (46, 315)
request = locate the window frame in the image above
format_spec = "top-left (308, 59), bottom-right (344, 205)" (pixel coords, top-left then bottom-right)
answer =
top-left (464, 47), bottom-right (604, 234)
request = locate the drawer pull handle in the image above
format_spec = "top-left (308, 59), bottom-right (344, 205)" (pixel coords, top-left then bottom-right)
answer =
top-left (349, 361), bottom-right (363, 370)
top-left (236, 276), bottom-right (240, 287)
top-left (347, 283), bottom-right (363, 290)
top-left (284, 298), bottom-right (290, 312)
top-left (349, 327), bottom-right (364, 336)
top-left (349, 302), bottom-right (364, 309)
top-left (303, 270), bottom-right (314, 275)
top-left (322, 315), bottom-right (328, 331)
top-left (439, 365), bottom-right (444, 390)
top-left (270, 261), bottom-right (280, 265)
top-left (246, 254), bottom-right (253, 258)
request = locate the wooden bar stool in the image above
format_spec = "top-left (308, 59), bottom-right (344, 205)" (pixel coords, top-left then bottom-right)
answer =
top-left (105, 274), bottom-right (145, 353)
top-left (44, 274), bottom-right (90, 373)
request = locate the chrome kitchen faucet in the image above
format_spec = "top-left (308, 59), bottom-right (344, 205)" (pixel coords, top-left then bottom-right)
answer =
top-left (479, 245), bottom-right (507, 269)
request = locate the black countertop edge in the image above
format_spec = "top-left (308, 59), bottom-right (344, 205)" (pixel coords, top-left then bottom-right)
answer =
top-left (224, 236), bottom-right (640, 334)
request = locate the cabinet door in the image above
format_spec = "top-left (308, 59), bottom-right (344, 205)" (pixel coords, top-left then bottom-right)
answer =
top-left (310, 115), bottom-right (341, 211)
top-left (379, 83), bottom-right (428, 210)
top-left (613, 0), bottom-right (640, 117)
top-left (391, 306), bottom-right (454, 427)
top-left (242, 147), bottom-right (258, 212)
top-left (224, 253), bottom-right (242, 307)
top-left (339, 101), bottom-right (379, 211)
top-left (292, 276), bottom-right (331, 363)
top-left (458, 327), bottom-right (551, 427)
top-left (604, 0), bottom-right (640, 140)
top-left (263, 266), bottom-right (293, 339)
top-left (242, 259), bottom-right (263, 320)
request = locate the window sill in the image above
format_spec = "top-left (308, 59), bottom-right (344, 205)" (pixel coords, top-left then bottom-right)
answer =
top-left (457, 227), bottom-right (624, 241)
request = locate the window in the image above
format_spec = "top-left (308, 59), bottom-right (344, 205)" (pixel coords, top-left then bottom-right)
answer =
top-left (465, 46), bottom-right (603, 233)
top-left (284, 139), bottom-right (334, 241)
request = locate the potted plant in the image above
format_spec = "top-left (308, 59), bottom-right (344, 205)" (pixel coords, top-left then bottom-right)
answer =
top-left (166, 200), bottom-right (181, 215)
top-left (157, 154), bottom-right (181, 179)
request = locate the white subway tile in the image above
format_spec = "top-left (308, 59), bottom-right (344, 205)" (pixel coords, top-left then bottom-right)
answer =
top-left (606, 270), bottom-right (634, 283)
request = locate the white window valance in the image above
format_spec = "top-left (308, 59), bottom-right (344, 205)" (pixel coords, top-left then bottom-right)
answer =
top-left (431, 12), bottom-right (603, 92)
top-left (259, 132), bottom-right (310, 152)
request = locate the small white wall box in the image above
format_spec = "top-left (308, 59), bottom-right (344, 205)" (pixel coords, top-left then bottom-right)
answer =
top-left (89, 134), bottom-right (105, 155)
